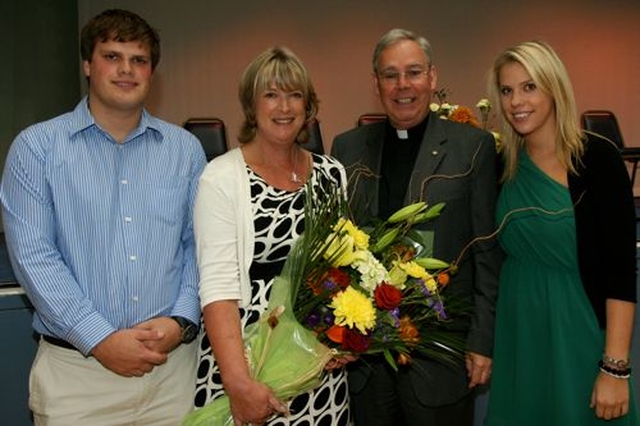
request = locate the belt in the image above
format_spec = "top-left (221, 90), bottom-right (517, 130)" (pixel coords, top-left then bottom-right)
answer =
top-left (41, 334), bottom-right (79, 351)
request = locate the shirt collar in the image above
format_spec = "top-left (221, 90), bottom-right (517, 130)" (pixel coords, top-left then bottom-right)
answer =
top-left (69, 96), bottom-right (163, 143)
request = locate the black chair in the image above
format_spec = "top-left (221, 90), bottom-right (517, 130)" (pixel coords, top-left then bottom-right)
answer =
top-left (183, 117), bottom-right (228, 161)
top-left (580, 110), bottom-right (640, 186)
top-left (357, 112), bottom-right (387, 127)
top-left (304, 117), bottom-right (324, 154)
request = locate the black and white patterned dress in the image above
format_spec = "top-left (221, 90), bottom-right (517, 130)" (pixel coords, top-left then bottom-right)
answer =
top-left (195, 153), bottom-right (351, 426)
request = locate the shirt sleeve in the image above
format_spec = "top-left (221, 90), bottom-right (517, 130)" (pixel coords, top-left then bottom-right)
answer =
top-left (170, 140), bottom-right (207, 324)
top-left (0, 129), bottom-right (115, 354)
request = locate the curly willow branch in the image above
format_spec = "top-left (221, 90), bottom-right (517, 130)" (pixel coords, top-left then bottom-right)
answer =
top-left (450, 190), bottom-right (586, 268)
top-left (416, 141), bottom-right (483, 202)
top-left (339, 146), bottom-right (586, 272)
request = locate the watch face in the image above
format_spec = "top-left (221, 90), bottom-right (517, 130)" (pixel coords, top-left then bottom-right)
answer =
top-left (173, 316), bottom-right (199, 344)
top-left (182, 323), bottom-right (198, 343)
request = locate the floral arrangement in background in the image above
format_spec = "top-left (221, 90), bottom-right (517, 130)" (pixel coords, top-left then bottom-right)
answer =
top-left (431, 88), bottom-right (502, 151)
top-left (294, 185), bottom-right (467, 368)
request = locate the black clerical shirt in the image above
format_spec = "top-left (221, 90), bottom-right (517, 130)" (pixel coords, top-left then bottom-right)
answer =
top-left (378, 115), bottom-right (429, 220)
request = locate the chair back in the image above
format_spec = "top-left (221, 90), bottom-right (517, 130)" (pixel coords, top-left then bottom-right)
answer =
top-left (357, 113), bottom-right (387, 127)
top-left (580, 110), bottom-right (625, 150)
top-left (304, 117), bottom-right (324, 154)
top-left (183, 117), bottom-right (228, 161)
top-left (581, 109), bottom-right (640, 187)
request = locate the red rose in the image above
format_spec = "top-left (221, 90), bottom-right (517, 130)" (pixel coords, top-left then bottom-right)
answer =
top-left (342, 328), bottom-right (371, 353)
top-left (374, 283), bottom-right (402, 310)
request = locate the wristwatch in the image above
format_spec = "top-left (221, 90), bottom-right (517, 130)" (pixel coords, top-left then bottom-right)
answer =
top-left (171, 316), bottom-right (199, 344)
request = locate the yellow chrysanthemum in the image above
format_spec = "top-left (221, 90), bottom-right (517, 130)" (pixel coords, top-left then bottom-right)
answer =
top-left (330, 287), bottom-right (376, 334)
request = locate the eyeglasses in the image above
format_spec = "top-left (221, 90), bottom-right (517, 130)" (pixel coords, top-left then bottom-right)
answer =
top-left (378, 68), bottom-right (430, 85)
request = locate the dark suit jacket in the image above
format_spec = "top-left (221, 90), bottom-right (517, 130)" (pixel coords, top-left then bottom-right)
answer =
top-left (331, 115), bottom-right (502, 406)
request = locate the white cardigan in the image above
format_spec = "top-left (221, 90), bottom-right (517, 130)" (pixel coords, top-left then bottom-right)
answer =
top-left (194, 148), bottom-right (254, 307)
top-left (194, 147), bottom-right (346, 308)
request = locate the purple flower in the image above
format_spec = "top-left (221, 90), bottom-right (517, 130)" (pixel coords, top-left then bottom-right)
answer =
top-left (433, 301), bottom-right (447, 319)
top-left (323, 278), bottom-right (338, 293)
top-left (322, 312), bottom-right (335, 326)
top-left (390, 307), bottom-right (400, 327)
top-left (417, 279), bottom-right (431, 297)
top-left (305, 313), bottom-right (321, 328)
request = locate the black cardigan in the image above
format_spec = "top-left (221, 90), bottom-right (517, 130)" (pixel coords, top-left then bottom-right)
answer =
top-left (568, 133), bottom-right (637, 329)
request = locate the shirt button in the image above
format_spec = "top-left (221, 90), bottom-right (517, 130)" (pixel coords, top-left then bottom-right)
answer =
top-left (124, 216), bottom-right (132, 223)
top-left (132, 296), bottom-right (139, 302)
top-left (121, 179), bottom-right (128, 185)
top-left (129, 255), bottom-right (137, 261)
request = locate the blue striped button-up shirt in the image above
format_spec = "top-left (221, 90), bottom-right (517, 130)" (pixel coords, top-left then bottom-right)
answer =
top-left (0, 98), bottom-right (206, 354)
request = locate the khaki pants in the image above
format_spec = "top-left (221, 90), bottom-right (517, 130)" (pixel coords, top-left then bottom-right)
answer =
top-left (30, 338), bottom-right (197, 426)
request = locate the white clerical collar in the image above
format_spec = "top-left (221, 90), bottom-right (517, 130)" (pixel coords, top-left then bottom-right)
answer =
top-left (396, 129), bottom-right (408, 139)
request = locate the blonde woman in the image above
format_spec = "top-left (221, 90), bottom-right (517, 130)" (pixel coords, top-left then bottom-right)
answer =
top-left (193, 47), bottom-right (351, 425)
top-left (485, 40), bottom-right (638, 425)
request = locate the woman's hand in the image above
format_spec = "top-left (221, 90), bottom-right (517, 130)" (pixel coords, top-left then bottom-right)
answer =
top-left (590, 371), bottom-right (630, 420)
top-left (228, 377), bottom-right (288, 425)
top-left (324, 353), bottom-right (358, 370)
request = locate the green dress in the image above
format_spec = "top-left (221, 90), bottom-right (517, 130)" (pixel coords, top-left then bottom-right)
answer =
top-left (486, 152), bottom-right (638, 425)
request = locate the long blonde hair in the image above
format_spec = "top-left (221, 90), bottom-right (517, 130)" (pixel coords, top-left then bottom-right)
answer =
top-left (488, 40), bottom-right (584, 181)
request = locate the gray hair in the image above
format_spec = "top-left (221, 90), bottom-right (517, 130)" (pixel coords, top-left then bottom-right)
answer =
top-left (372, 28), bottom-right (433, 73)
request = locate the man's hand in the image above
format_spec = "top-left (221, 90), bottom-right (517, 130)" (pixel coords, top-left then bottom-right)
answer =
top-left (134, 316), bottom-right (182, 353)
top-left (91, 328), bottom-right (168, 377)
top-left (466, 351), bottom-right (492, 388)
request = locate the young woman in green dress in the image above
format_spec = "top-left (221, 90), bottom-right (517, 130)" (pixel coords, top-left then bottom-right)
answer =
top-left (485, 40), bottom-right (638, 425)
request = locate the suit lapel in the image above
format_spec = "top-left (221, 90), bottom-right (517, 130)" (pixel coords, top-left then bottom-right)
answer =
top-left (347, 122), bottom-right (385, 222)
top-left (362, 123), bottom-right (386, 219)
top-left (407, 115), bottom-right (447, 203)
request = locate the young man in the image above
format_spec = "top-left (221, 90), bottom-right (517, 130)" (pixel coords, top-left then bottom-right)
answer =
top-left (1, 9), bottom-right (206, 425)
top-left (331, 28), bottom-right (501, 425)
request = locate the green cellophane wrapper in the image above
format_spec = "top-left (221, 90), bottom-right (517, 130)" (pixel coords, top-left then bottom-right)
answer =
top-left (182, 240), bottom-right (334, 426)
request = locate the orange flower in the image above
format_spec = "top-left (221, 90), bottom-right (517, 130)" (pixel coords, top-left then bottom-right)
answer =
top-left (437, 272), bottom-right (450, 287)
top-left (449, 106), bottom-right (480, 128)
top-left (399, 316), bottom-right (420, 347)
top-left (397, 352), bottom-right (412, 366)
top-left (326, 325), bottom-right (346, 344)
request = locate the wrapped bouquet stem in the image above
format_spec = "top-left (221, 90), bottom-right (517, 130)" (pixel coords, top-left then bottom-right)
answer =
top-left (182, 239), bottom-right (335, 426)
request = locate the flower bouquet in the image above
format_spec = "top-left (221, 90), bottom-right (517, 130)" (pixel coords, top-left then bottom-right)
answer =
top-left (183, 181), bottom-right (466, 425)
top-left (294, 181), bottom-right (467, 369)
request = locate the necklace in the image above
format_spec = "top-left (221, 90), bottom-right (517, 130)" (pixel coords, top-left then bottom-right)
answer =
top-left (290, 146), bottom-right (301, 183)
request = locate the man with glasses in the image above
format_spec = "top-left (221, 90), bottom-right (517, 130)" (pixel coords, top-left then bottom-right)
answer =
top-left (331, 28), bottom-right (501, 426)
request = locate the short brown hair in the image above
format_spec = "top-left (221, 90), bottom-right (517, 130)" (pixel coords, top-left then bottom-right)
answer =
top-left (80, 9), bottom-right (161, 71)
